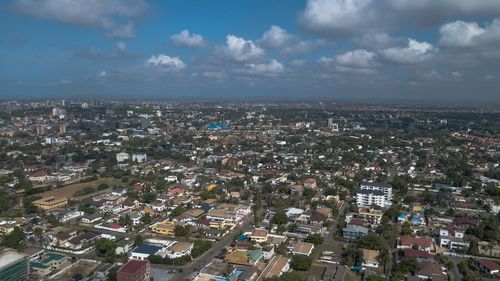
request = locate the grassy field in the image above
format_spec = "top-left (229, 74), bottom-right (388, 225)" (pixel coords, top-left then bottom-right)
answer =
top-left (38, 177), bottom-right (122, 200)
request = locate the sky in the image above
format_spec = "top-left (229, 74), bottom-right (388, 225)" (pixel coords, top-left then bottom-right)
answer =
top-left (1, 0), bottom-right (500, 102)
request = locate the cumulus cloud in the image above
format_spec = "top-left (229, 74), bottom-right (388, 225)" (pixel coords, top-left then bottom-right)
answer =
top-left (439, 19), bottom-right (500, 48)
top-left (258, 25), bottom-right (327, 54)
top-left (171, 30), bottom-right (206, 47)
top-left (336, 49), bottom-right (377, 68)
top-left (300, 0), bottom-right (378, 36)
top-left (382, 39), bottom-right (436, 64)
top-left (217, 35), bottom-right (264, 62)
top-left (299, 0), bottom-right (500, 37)
top-left (146, 54), bottom-right (186, 71)
top-left (14, 0), bottom-right (148, 38)
top-left (245, 59), bottom-right (284, 76)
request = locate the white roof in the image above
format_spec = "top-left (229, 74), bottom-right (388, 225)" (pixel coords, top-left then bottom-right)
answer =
top-left (0, 251), bottom-right (26, 268)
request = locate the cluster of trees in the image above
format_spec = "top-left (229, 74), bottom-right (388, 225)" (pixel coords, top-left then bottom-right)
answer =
top-left (290, 255), bottom-right (311, 271)
top-left (1, 226), bottom-right (25, 251)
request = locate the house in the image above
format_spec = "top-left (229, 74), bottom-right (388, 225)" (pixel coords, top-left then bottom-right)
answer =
top-left (29, 171), bottom-right (49, 182)
top-left (261, 256), bottom-right (290, 279)
top-left (0, 221), bottom-right (18, 235)
top-left (304, 178), bottom-right (317, 189)
top-left (117, 260), bottom-right (150, 281)
top-left (130, 245), bottom-right (161, 261)
top-left (473, 258), bottom-right (500, 275)
top-left (310, 211), bottom-right (329, 225)
top-left (291, 241), bottom-right (314, 256)
top-left (166, 242), bottom-right (193, 259)
top-left (111, 188), bottom-right (127, 196)
top-left (93, 263), bottom-right (115, 280)
top-left (415, 262), bottom-right (446, 281)
top-left (262, 245), bottom-right (275, 261)
top-left (438, 228), bottom-right (468, 250)
top-left (343, 224), bottom-right (368, 240)
top-left (81, 213), bottom-right (102, 224)
top-left (59, 211), bottom-right (84, 222)
top-left (249, 229), bottom-right (268, 243)
top-left (397, 236), bottom-right (433, 252)
top-left (33, 197), bottom-right (68, 210)
top-left (362, 249), bottom-right (379, 268)
top-left (152, 221), bottom-right (176, 236)
top-left (116, 238), bottom-right (133, 255)
top-left (116, 152), bottom-right (129, 162)
top-left (402, 249), bottom-right (434, 262)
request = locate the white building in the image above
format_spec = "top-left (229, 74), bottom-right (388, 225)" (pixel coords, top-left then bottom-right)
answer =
top-left (439, 228), bottom-right (469, 250)
top-left (116, 152), bottom-right (129, 162)
top-left (132, 154), bottom-right (147, 163)
top-left (356, 182), bottom-right (393, 208)
top-left (166, 242), bottom-right (193, 259)
top-left (60, 211), bottom-right (84, 222)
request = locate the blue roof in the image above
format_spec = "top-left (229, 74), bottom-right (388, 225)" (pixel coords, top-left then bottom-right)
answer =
top-left (132, 245), bottom-right (161, 255)
top-left (206, 123), bottom-right (230, 130)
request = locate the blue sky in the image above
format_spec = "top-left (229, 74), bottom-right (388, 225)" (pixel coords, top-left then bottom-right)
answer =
top-left (1, 0), bottom-right (500, 102)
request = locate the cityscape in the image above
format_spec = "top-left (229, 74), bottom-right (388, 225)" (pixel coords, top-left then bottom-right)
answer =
top-left (1, 1), bottom-right (500, 281)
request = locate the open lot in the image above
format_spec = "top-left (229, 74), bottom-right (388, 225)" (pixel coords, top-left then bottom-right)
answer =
top-left (52, 259), bottom-right (100, 281)
top-left (37, 177), bottom-right (122, 200)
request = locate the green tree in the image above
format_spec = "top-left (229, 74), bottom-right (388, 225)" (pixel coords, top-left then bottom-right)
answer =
top-left (305, 233), bottom-right (324, 245)
top-left (141, 213), bottom-right (152, 225)
top-left (271, 210), bottom-right (288, 225)
top-left (94, 238), bottom-right (117, 263)
top-left (133, 234), bottom-right (144, 247)
top-left (2, 226), bottom-right (25, 251)
top-left (290, 255), bottom-right (311, 271)
top-left (174, 225), bottom-right (190, 238)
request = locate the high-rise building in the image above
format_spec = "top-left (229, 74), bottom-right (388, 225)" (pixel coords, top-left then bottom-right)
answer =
top-left (59, 123), bottom-right (67, 135)
top-left (140, 117), bottom-right (150, 129)
top-left (0, 250), bottom-right (29, 281)
top-left (36, 124), bottom-right (48, 136)
top-left (356, 182), bottom-right (393, 208)
top-left (327, 118), bottom-right (339, 132)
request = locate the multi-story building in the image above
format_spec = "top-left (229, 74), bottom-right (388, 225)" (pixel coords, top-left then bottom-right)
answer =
top-left (356, 182), bottom-right (393, 208)
top-left (33, 196), bottom-right (68, 210)
top-left (0, 250), bottom-right (29, 281)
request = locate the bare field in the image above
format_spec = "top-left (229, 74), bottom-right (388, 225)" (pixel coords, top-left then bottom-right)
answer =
top-left (38, 177), bottom-right (121, 200)
top-left (52, 259), bottom-right (100, 281)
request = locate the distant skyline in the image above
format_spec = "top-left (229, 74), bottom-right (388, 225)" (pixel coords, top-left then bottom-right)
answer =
top-left (1, 0), bottom-right (500, 102)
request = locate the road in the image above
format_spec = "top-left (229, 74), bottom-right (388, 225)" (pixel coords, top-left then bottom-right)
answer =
top-left (152, 213), bottom-right (256, 280)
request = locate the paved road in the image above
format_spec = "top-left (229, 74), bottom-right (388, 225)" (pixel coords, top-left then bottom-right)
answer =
top-left (152, 214), bottom-right (256, 280)
top-left (325, 200), bottom-right (346, 243)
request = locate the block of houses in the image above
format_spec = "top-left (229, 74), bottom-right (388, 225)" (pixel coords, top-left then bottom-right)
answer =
top-left (343, 224), bottom-right (368, 240)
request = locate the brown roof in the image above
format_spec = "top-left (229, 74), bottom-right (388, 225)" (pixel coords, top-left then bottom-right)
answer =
top-left (168, 242), bottom-right (193, 253)
top-left (292, 242), bottom-right (314, 255)
top-left (477, 258), bottom-right (500, 271)
top-left (403, 249), bottom-right (434, 259)
top-left (119, 260), bottom-right (149, 274)
top-left (251, 229), bottom-right (268, 238)
top-left (399, 236), bottom-right (432, 248)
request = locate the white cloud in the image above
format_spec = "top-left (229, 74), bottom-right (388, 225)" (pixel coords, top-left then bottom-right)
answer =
top-left (99, 70), bottom-right (107, 77)
top-left (439, 21), bottom-right (485, 47)
top-left (439, 18), bottom-right (500, 48)
top-left (300, 0), bottom-right (377, 36)
top-left (146, 54), bottom-right (186, 71)
top-left (259, 25), bottom-right (294, 48)
top-left (117, 41), bottom-right (127, 52)
top-left (318, 56), bottom-right (335, 67)
top-left (218, 35), bottom-right (264, 62)
top-left (382, 39), bottom-right (436, 64)
top-left (352, 33), bottom-right (402, 49)
top-left (336, 49), bottom-right (377, 68)
top-left (259, 25), bottom-right (327, 54)
top-left (246, 59), bottom-right (284, 76)
top-left (171, 30), bottom-right (206, 47)
top-left (14, 0), bottom-right (148, 39)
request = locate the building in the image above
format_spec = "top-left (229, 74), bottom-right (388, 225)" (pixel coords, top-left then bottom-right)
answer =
top-left (303, 178), bottom-right (317, 189)
top-left (116, 152), bottom-right (130, 163)
top-left (343, 224), bottom-right (368, 240)
top-left (397, 236), bottom-right (432, 252)
top-left (438, 228), bottom-right (469, 251)
top-left (362, 249), bottom-right (379, 268)
top-left (117, 260), bottom-right (150, 281)
top-left (249, 229), bottom-right (268, 243)
top-left (152, 221), bottom-right (176, 236)
top-left (29, 171), bottom-right (49, 183)
top-left (0, 250), bottom-right (29, 281)
top-left (33, 196), bottom-right (68, 210)
top-left (132, 154), bottom-right (147, 163)
top-left (166, 242), bottom-right (193, 259)
top-left (291, 241), bottom-right (314, 256)
top-left (261, 256), bottom-right (290, 279)
top-left (356, 182), bottom-right (393, 208)
top-left (130, 245), bottom-right (161, 261)
top-left (473, 258), bottom-right (500, 275)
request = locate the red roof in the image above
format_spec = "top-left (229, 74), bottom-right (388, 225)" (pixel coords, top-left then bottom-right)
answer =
top-left (119, 260), bottom-right (149, 274)
top-left (477, 258), bottom-right (500, 271)
top-left (403, 249), bottom-right (434, 259)
top-left (349, 218), bottom-right (366, 225)
top-left (30, 171), bottom-right (47, 177)
top-left (399, 236), bottom-right (432, 248)
top-left (304, 178), bottom-right (317, 183)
